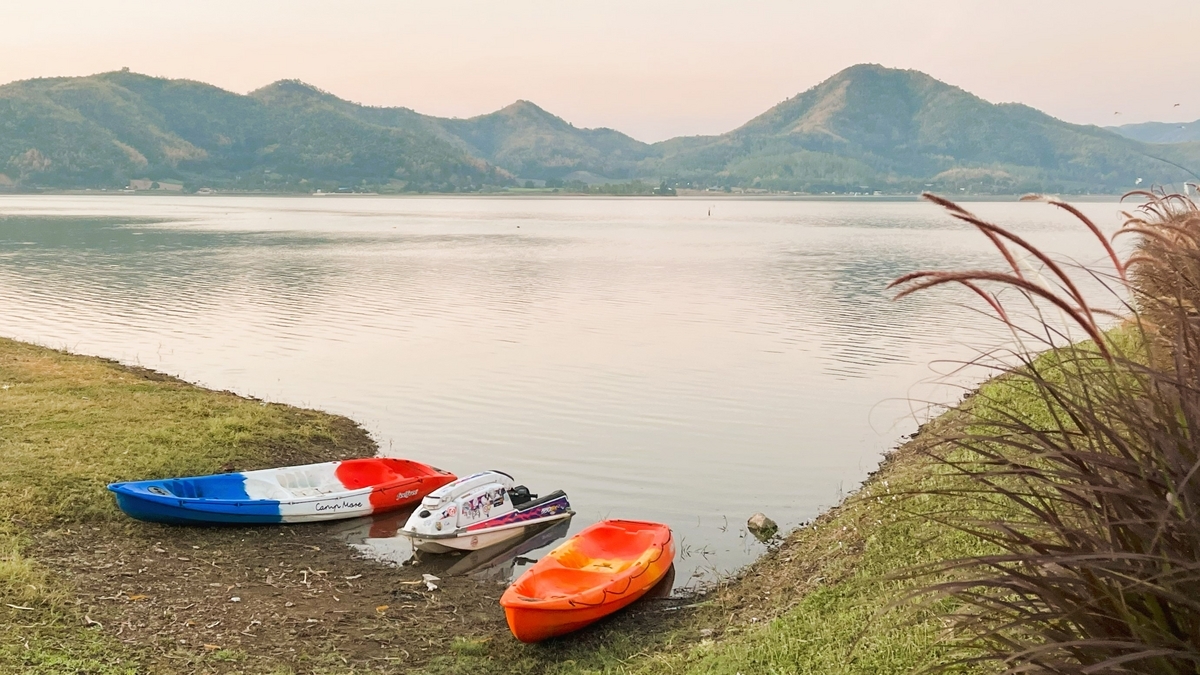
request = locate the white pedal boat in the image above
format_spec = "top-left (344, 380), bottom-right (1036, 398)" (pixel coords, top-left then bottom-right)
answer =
top-left (399, 471), bottom-right (573, 553)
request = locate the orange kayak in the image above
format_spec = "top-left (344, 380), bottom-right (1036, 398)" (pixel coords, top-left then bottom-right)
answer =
top-left (499, 519), bottom-right (675, 642)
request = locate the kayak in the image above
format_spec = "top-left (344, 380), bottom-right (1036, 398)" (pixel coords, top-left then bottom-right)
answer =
top-left (399, 471), bottom-right (573, 553)
top-left (108, 458), bottom-right (456, 525)
top-left (499, 519), bottom-right (675, 642)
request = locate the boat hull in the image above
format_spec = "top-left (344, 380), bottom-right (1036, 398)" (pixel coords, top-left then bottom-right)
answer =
top-left (108, 458), bottom-right (455, 525)
top-left (500, 519), bottom-right (675, 642)
top-left (505, 588), bottom-right (651, 642)
top-left (410, 513), bottom-right (571, 552)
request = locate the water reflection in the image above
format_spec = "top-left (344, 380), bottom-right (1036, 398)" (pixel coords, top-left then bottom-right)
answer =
top-left (330, 509), bottom-right (574, 583)
top-left (0, 195), bottom-right (1127, 586)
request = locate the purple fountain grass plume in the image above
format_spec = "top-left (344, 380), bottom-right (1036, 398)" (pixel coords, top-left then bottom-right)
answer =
top-left (886, 192), bottom-right (1200, 675)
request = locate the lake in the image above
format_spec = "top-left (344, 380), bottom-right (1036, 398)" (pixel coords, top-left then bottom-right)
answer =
top-left (0, 195), bottom-right (1127, 587)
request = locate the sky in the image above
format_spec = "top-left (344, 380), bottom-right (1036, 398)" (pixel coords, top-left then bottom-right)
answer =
top-left (2, 0), bottom-right (1198, 143)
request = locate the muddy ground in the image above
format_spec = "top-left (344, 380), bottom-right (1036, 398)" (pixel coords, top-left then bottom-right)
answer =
top-left (33, 516), bottom-right (687, 673)
top-left (26, 443), bottom-right (919, 674)
top-left (21, 441), bottom-right (924, 675)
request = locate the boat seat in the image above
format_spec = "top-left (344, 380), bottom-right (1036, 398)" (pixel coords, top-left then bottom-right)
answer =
top-left (567, 524), bottom-right (657, 561)
top-left (274, 469), bottom-right (344, 498)
top-left (335, 460), bottom-right (401, 490)
top-left (242, 478), bottom-right (293, 501)
top-left (515, 490), bottom-right (567, 512)
top-left (512, 567), bottom-right (615, 600)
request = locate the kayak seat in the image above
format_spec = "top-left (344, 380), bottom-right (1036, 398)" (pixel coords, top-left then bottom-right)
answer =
top-left (159, 474), bottom-right (261, 500)
top-left (335, 459), bottom-right (403, 490)
top-left (552, 545), bottom-right (638, 575)
top-left (512, 567), bottom-right (614, 601)
top-left (157, 479), bottom-right (203, 499)
top-left (241, 478), bottom-right (292, 500)
top-left (275, 468), bottom-right (344, 497)
top-left (567, 523), bottom-right (658, 561)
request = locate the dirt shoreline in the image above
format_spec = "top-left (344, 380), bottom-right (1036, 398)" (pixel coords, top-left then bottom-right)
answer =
top-left (33, 500), bottom-right (691, 673)
top-left (35, 519), bottom-right (505, 671)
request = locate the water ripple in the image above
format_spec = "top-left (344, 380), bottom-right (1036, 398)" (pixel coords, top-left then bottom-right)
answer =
top-left (0, 196), bottom-right (1127, 584)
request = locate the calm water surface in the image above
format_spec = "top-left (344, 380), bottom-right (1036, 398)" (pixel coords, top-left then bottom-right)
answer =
top-left (0, 195), bottom-right (1125, 586)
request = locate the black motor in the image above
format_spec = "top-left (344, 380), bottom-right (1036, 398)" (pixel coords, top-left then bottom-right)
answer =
top-left (507, 485), bottom-right (537, 507)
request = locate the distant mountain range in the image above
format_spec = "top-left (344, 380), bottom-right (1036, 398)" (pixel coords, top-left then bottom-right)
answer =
top-left (2, 65), bottom-right (1197, 194)
top-left (1110, 119), bottom-right (1200, 144)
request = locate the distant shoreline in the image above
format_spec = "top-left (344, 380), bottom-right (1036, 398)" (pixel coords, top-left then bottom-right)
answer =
top-left (0, 189), bottom-right (1127, 203)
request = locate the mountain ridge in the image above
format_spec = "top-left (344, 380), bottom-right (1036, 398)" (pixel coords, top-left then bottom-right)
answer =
top-left (1110, 119), bottom-right (1200, 144)
top-left (646, 64), bottom-right (1198, 193)
top-left (1, 65), bottom-right (1197, 193)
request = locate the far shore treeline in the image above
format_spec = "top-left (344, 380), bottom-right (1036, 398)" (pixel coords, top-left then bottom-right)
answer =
top-left (1, 64), bottom-right (1199, 195)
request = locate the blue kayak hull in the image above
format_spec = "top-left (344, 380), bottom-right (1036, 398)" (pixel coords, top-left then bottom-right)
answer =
top-left (112, 491), bottom-right (284, 525)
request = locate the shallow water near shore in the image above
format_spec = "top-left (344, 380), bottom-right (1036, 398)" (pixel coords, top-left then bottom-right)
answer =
top-left (0, 195), bottom-right (1125, 587)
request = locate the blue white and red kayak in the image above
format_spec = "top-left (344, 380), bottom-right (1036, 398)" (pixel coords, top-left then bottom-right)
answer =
top-left (108, 458), bottom-right (456, 525)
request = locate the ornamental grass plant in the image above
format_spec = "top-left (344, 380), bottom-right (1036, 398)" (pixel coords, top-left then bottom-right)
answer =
top-left (892, 191), bottom-right (1200, 674)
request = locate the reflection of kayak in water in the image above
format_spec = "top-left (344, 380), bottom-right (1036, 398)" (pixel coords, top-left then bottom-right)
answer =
top-left (367, 507), bottom-right (414, 539)
top-left (439, 517), bottom-right (573, 579)
top-left (325, 506), bottom-right (420, 567)
top-left (328, 507), bottom-right (572, 580)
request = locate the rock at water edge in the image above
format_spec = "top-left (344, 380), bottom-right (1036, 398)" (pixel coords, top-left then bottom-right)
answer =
top-left (747, 512), bottom-right (778, 542)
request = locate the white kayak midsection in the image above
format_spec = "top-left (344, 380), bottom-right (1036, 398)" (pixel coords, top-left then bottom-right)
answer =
top-left (275, 488), bottom-right (375, 522)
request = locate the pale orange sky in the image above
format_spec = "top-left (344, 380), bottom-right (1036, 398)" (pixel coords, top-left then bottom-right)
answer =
top-left (2, 0), bottom-right (1196, 142)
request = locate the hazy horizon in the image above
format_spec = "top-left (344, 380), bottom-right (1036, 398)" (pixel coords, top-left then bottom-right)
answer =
top-left (4, 0), bottom-right (1198, 143)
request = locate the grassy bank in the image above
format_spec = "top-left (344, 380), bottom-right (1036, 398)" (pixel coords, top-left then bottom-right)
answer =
top-left (0, 334), bottom-right (1090, 674)
top-left (0, 336), bottom-right (374, 672)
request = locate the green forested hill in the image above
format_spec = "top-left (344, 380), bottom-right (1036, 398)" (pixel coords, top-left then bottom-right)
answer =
top-left (438, 101), bottom-right (653, 180)
top-left (1110, 119), bottom-right (1200, 144)
top-left (1, 66), bottom-right (1197, 193)
top-left (0, 72), bottom-right (506, 191)
top-left (647, 64), bottom-right (1200, 193)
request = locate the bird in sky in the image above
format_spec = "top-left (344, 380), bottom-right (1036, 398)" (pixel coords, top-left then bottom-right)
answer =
top-left (1175, 103), bottom-right (1181, 107)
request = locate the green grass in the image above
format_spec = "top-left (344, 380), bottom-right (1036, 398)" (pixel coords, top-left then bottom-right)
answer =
top-left (0, 337), bottom-right (371, 673)
top-left (637, 494), bottom-right (980, 672)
